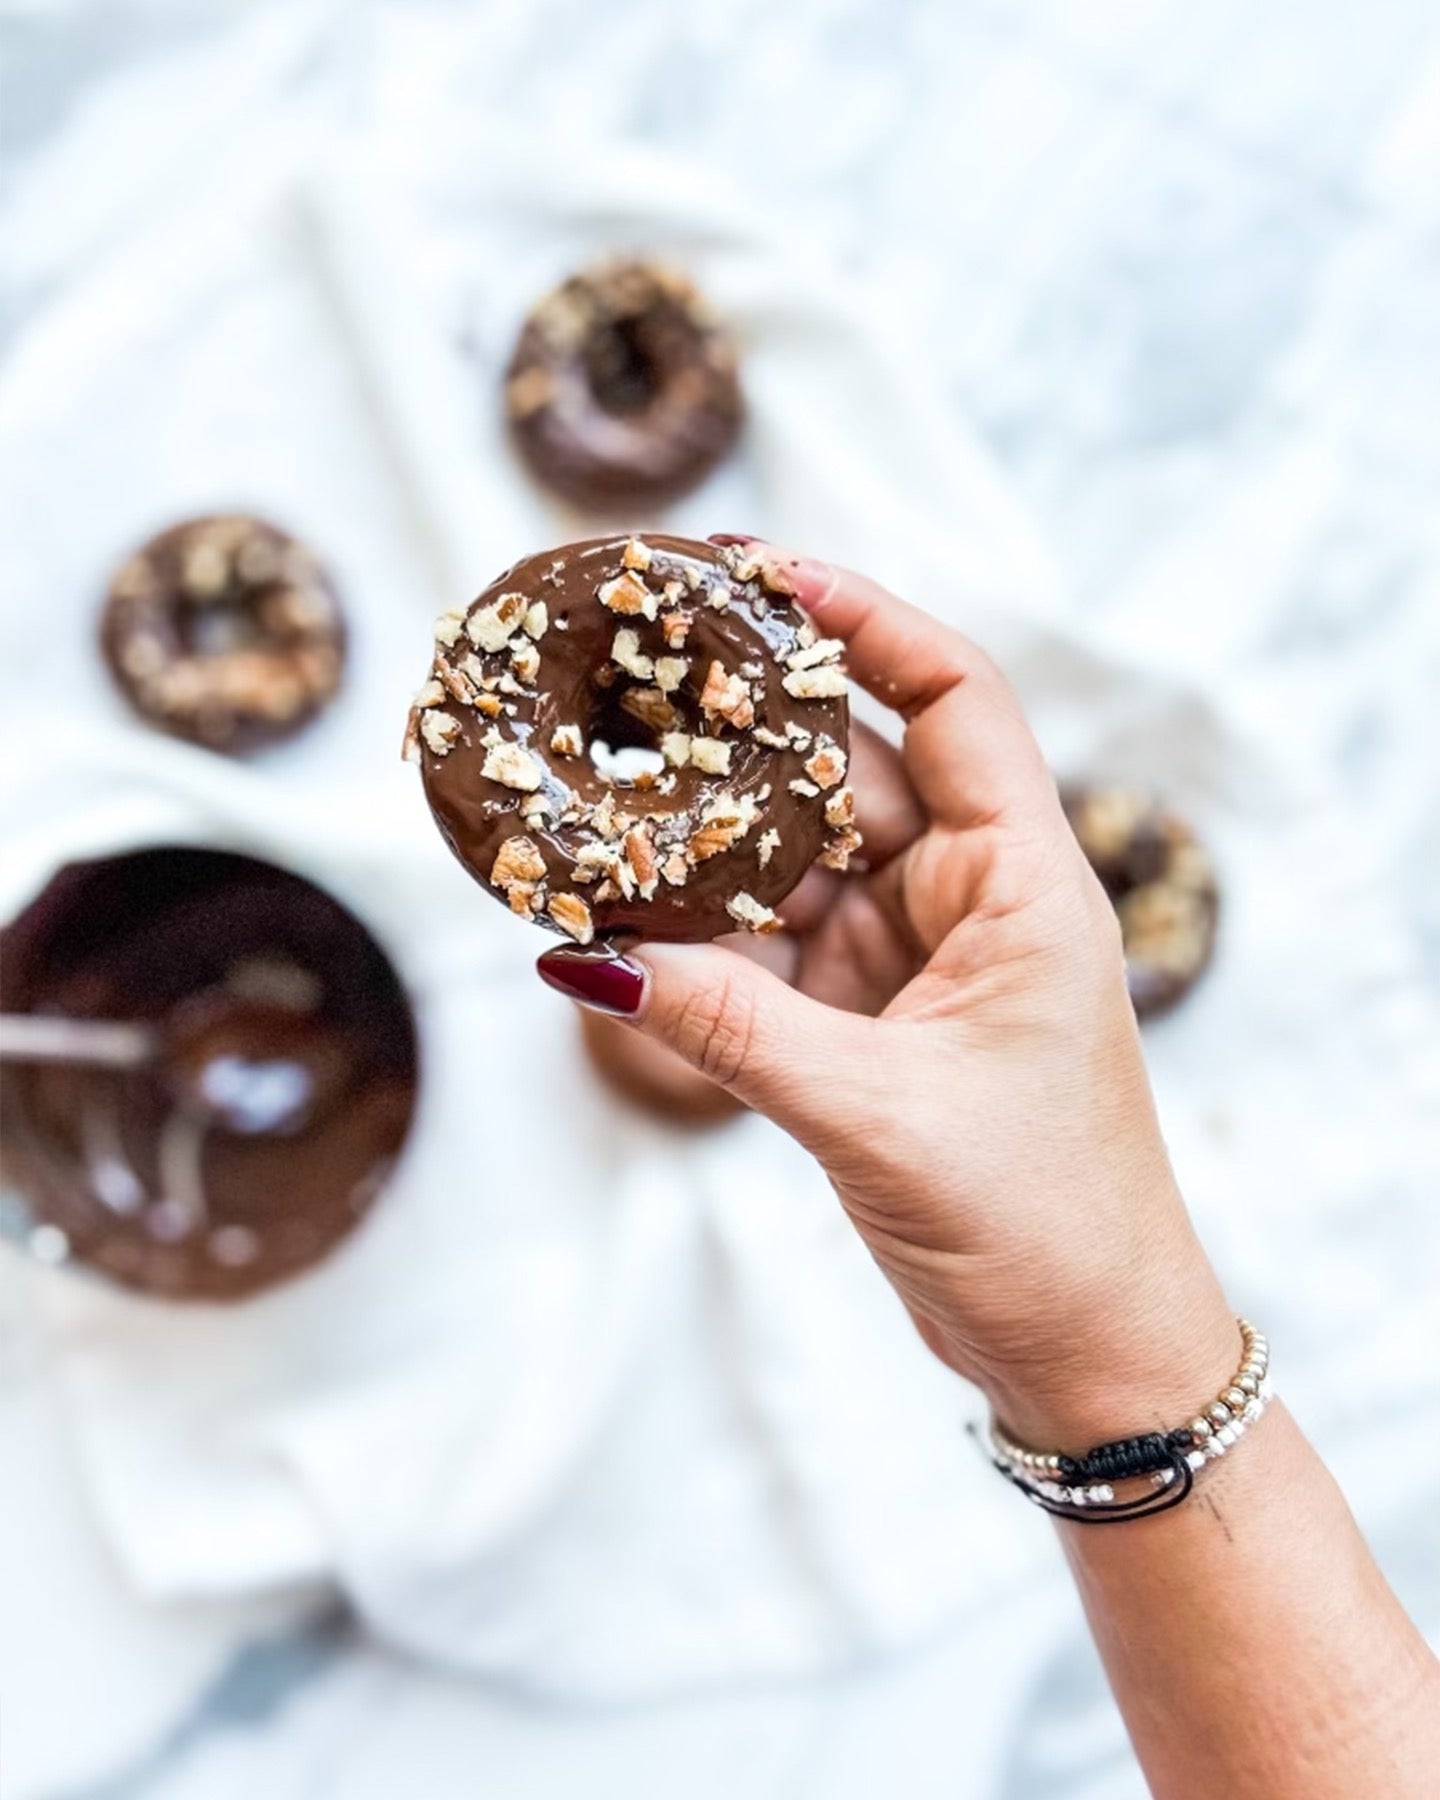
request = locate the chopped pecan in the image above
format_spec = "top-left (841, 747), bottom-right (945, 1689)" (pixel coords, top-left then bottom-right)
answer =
top-left (481, 740), bottom-right (544, 791)
top-left (699, 659), bottom-right (755, 730)
top-left (506, 366), bottom-right (553, 418)
top-left (624, 824), bottom-right (660, 899)
top-left (621, 538), bottom-right (652, 572)
top-left (548, 893), bottom-right (595, 944)
top-left (620, 686), bottom-right (679, 733)
top-left (725, 892), bottom-right (780, 933)
top-left (572, 842), bottom-right (619, 884)
top-left (420, 710), bottom-right (461, 756)
top-left (688, 792), bottom-right (760, 861)
top-left (467, 591), bottom-right (528, 652)
top-left (660, 611), bottom-right (693, 648)
top-left (181, 537), bottom-right (230, 599)
top-left (785, 637), bottom-right (845, 671)
top-left (824, 787), bottom-right (856, 827)
top-left (755, 552), bottom-right (798, 597)
top-left (804, 739), bottom-right (848, 789)
top-left (491, 835), bottom-right (547, 889)
top-left (598, 572), bottom-right (657, 620)
top-left (434, 607), bottom-right (467, 648)
top-left (436, 664), bottom-right (475, 706)
top-left (782, 665), bottom-right (848, 700)
top-left (819, 826), bottom-right (863, 870)
top-left (590, 792), bottom-right (621, 838)
top-left (550, 723), bottom-right (584, 757)
top-left (688, 737), bottom-right (733, 775)
top-left (611, 628), bottom-right (655, 680)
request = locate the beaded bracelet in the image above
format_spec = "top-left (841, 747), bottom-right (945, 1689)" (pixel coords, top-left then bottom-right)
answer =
top-left (976, 1318), bottom-right (1272, 1523)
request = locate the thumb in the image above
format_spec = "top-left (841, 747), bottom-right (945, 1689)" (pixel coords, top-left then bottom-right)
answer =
top-left (536, 940), bottom-right (873, 1148)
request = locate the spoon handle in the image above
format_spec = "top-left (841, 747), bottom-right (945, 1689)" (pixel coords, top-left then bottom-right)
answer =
top-left (0, 1014), bottom-right (157, 1070)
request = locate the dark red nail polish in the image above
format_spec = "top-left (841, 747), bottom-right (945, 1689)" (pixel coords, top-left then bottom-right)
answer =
top-left (537, 944), bottom-right (645, 1016)
top-left (706, 532), bottom-right (756, 548)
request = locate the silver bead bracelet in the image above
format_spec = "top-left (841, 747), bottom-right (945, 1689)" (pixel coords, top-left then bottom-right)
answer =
top-left (976, 1318), bottom-right (1273, 1523)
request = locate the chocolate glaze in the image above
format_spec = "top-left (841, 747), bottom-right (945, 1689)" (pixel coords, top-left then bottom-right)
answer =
top-left (505, 261), bottom-right (743, 510)
top-left (1063, 788), bottom-right (1220, 1018)
top-left (99, 515), bottom-right (347, 754)
top-left (0, 849), bottom-right (418, 1301)
top-left (411, 535), bottom-right (858, 944)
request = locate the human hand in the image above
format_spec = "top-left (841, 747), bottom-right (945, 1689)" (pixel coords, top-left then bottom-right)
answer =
top-left (538, 546), bottom-right (1238, 1448)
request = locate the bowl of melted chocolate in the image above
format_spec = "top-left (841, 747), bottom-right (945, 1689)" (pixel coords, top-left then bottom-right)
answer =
top-left (0, 848), bottom-right (419, 1301)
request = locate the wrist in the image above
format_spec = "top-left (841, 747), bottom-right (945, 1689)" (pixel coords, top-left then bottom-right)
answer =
top-left (980, 1262), bottom-right (1241, 1454)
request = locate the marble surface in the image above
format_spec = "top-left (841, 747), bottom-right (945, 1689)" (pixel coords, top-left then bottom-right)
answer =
top-left (2, 2), bottom-right (1437, 1796)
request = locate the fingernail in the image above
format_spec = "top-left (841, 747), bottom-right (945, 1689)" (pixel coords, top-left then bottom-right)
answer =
top-left (537, 943), bottom-right (645, 1016)
top-left (707, 536), bottom-right (835, 608)
top-left (778, 556), bottom-right (836, 608)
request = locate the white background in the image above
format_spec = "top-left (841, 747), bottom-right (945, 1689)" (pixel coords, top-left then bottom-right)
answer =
top-left (1, 3), bottom-right (1436, 1796)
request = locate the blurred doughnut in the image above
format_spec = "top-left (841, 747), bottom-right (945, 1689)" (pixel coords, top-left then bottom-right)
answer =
top-left (505, 260), bottom-right (743, 509)
top-left (100, 515), bottom-right (346, 754)
top-left (1064, 787), bottom-right (1220, 1017)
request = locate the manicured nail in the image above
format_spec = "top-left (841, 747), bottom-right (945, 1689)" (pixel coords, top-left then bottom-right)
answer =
top-left (780, 556), bottom-right (836, 605)
top-left (708, 536), bottom-right (835, 606)
top-left (536, 943), bottom-right (645, 1016)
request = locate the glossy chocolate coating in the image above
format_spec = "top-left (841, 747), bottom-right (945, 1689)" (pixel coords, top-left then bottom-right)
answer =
top-left (505, 261), bottom-right (743, 510)
top-left (1063, 788), bottom-right (1220, 1018)
top-left (99, 515), bottom-right (347, 754)
top-left (164, 994), bottom-right (355, 1137)
top-left (412, 535), bottom-right (856, 944)
top-left (0, 849), bottom-right (418, 1301)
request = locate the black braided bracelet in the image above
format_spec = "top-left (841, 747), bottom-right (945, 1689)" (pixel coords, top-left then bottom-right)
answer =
top-left (974, 1318), bottom-right (1272, 1524)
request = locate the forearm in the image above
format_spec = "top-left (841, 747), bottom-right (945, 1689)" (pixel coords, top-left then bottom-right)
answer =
top-left (1012, 1330), bottom-right (1440, 1798)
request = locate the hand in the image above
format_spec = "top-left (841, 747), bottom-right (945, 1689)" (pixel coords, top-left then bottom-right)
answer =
top-left (539, 547), bottom-right (1238, 1448)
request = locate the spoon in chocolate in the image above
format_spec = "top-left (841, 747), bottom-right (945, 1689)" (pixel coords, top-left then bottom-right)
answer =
top-left (0, 1000), bottom-right (351, 1137)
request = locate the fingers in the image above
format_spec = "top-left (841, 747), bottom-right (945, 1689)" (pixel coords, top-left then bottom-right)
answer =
top-left (537, 940), bottom-right (875, 1151)
top-left (727, 540), bottom-right (1054, 829)
top-left (847, 719), bottom-right (925, 866)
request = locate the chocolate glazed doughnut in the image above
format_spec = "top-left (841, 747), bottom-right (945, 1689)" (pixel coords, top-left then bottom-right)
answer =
top-left (504, 261), bottom-right (743, 510)
top-left (406, 535), bottom-right (859, 944)
top-left (1064, 788), bottom-right (1220, 1017)
top-left (100, 515), bottom-right (347, 754)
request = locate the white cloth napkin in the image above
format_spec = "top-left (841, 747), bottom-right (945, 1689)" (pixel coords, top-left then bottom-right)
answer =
top-left (0, 139), bottom-right (1245, 1699)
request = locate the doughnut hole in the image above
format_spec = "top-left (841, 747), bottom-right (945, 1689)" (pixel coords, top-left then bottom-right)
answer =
top-left (582, 313), bottom-right (665, 415)
top-left (582, 661), bottom-right (697, 788)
